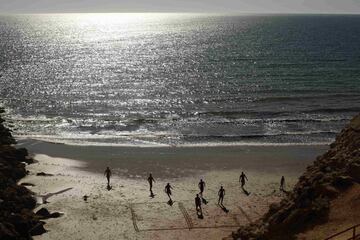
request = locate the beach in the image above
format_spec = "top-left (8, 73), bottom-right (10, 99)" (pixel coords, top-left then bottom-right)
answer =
top-left (18, 140), bottom-right (328, 240)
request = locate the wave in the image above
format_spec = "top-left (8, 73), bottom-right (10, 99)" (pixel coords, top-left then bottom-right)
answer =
top-left (253, 94), bottom-right (360, 103)
top-left (5, 114), bottom-right (353, 126)
top-left (303, 107), bottom-right (360, 114)
top-left (198, 107), bottom-right (360, 118)
top-left (182, 130), bottom-right (338, 139)
top-left (194, 117), bottom-right (351, 124)
top-left (5, 108), bottom-right (350, 148)
top-left (13, 129), bottom-right (336, 147)
top-left (15, 135), bottom-right (331, 148)
top-left (16, 137), bottom-right (170, 147)
top-left (14, 130), bottom-right (177, 139)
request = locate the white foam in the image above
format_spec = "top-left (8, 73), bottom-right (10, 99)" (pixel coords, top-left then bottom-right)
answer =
top-left (16, 135), bottom-right (330, 148)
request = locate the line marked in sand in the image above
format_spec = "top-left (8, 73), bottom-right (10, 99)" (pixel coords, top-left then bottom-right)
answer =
top-left (129, 201), bottom-right (249, 233)
top-left (232, 214), bottom-right (240, 226)
top-left (237, 206), bottom-right (252, 223)
top-left (130, 198), bottom-right (217, 206)
top-left (178, 202), bottom-right (193, 230)
top-left (129, 204), bottom-right (140, 232)
top-left (140, 225), bottom-right (240, 232)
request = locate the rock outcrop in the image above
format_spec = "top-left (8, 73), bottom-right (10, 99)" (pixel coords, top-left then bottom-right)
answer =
top-left (232, 114), bottom-right (360, 240)
top-left (0, 108), bottom-right (45, 239)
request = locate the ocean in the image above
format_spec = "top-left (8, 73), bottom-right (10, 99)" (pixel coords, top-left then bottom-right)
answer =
top-left (0, 13), bottom-right (359, 146)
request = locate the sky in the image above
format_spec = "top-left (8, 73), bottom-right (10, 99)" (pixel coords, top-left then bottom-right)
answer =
top-left (0, 0), bottom-right (360, 14)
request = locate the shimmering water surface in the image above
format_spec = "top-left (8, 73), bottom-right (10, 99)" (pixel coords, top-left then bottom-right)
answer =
top-left (0, 14), bottom-right (359, 146)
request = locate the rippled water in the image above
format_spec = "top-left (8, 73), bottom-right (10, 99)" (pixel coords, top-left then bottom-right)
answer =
top-left (0, 14), bottom-right (359, 146)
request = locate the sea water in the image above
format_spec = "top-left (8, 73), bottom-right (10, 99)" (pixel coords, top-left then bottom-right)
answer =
top-left (0, 13), bottom-right (359, 146)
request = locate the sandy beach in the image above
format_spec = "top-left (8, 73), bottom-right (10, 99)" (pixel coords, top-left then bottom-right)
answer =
top-left (17, 139), bottom-right (328, 240)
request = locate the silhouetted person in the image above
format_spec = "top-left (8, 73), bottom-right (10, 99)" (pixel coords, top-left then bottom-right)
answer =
top-left (239, 171), bottom-right (248, 188)
top-left (198, 179), bottom-right (205, 195)
top-left (148, 173), bottom-right (155, 192)
top-left (195, 194), bottom-right (202, 217)
top-left (165, 183), bottom-right (173, 201)
top-left (280, 176), bottom-right (285, 191)
top-left (218, 186), bottom-right (225, 206)
top-left (104, 167), bottom-right (111, 187)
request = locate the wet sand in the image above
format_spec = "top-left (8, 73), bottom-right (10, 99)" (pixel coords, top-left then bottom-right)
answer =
top-left (18, 139), bottom-right (328, 240)
top-left (18, 139), bottom-right (328, 179)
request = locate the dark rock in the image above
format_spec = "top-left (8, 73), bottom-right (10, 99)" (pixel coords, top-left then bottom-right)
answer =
top-left (315, 184), bottom-right (339, 198)
top-left (332, 176), bottom-right (354, 189)
top-left (13, 148), bottom-right (28, 162)
top-left (8, 213), bottom-right (31, 236)
top-left (49, 212), bottom-right (61, 218)
top-left (0, 222), bottom-right (19, 240)
top-left (265, 202), bottom-right (281, 218)
top-left (0, 109), bottom-right (45, 239)
top-left (29, 222), bottom-right (46, 236)
top-left (281, 208), bottom-right (310, 231)
top-left (36, 208), bottom-right (51, 218)
top-left (36, 208), bottom-right (62, 219)
top-left (36, 172), bottom-right (54, 176)
top-left (346, 163), bottom-right (360, 182)
top-left (22, 194), bottom-right (37, 209)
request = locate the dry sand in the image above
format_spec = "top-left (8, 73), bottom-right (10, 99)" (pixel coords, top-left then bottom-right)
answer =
top-left (18, 141), bottom-right (328, 240)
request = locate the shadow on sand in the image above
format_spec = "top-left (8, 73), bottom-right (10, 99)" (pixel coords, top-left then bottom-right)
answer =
top-left (201, 197), bottom-right (208, 205)
top-left (39, 187), bottom-right (73, 204)
top-left (197, 210), bottom-right (204, 219)
top-left (167, 199), bottom-right (174, 206)
top-left (241, 187), bottom-right (251, 196)
top-left (218, 203), bottom-right (229, 213)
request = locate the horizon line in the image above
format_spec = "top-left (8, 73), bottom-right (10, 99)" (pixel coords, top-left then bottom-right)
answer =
top-left (0, 11), bottom-right (360, 15)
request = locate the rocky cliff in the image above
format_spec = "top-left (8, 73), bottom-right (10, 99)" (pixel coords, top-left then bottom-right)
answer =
top-left (0, 108), bottom-right (45, 239)
top-left (232, 114), bottom-right (360, 240)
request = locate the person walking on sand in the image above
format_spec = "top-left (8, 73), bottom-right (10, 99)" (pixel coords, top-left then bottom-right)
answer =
top-left (218, 186), bottom-right (225, 205)
top-left (239, 171), bottom-right (248, 188)
top-left (165, 183), bottom-right (173, 201)
top-left (195, 194), bottom-right (202, 215)
top-left (104, 167), bottom-right (112, 186)
top-left (147, 173), bottom-right (155, 192)
top-left (198, 179), bottom-right (206, 196)
top-left (280, 176), bottom-right (285, 191)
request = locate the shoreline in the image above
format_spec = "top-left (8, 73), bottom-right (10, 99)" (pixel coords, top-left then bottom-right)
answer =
top-left (17, 138), bottom-right (328, 179)
top-left (14, 135), bottom-right (332, 148)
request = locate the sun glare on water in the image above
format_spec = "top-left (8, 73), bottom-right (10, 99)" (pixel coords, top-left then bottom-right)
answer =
top-left (39, 13), bottom-right (193, 43)
top-left (60, 13), bottom-right (188, 28)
